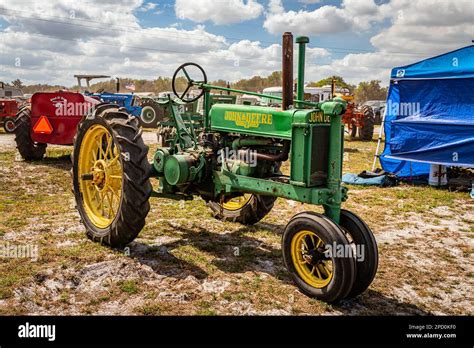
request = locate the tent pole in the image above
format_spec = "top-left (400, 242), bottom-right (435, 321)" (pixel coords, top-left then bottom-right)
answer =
top-left (372, 107), bottom-right (387, 172)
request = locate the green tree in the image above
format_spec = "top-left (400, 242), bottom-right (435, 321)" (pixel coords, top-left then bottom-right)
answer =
top-left (231, 71), bottom-right (282, 93)
top-left (307, 76), bottom-right (355, 93)
top-left (210, 79), bottom-right (228, 88)
top-left (16, 70), bottom-right (291, 95)
top-left (11, 79), bottom-right (24, 89)
top-left (354, 80), bottom-right (388, 104)
top-left (21, 84), bottom-right (67, 94)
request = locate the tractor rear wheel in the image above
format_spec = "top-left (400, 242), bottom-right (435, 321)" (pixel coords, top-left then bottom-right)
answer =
top-left (3, 117), bottom-right (15, 133)
top-left (282, 212), bottom-right (356, 302)
top-left (359, 105), bottom-right (375, 141)
top-left (339, 209), bottom-right (378, 298)
top-left (139, 99), bottom-right (163, 128)
top-left (350, 120), bottom-right (357, 139)
top-left (72, 106), bottom-right (152, 248)
top-left (14, 107), bottom-right (47, 160)
top-left (208, 194), bottom-right (276, 225)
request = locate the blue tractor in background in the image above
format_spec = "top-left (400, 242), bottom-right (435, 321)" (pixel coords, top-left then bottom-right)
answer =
top-left (74, 75), bottom-right (162, 127)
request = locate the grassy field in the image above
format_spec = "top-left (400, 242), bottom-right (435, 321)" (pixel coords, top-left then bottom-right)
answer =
top-left (0, 129), bottom-right (472, 315)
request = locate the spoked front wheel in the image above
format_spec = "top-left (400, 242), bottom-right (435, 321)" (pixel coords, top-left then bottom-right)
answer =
top-left (72, 106), bottom-right (152, 247)
top-left (282, 212), bottom-right (356, 303)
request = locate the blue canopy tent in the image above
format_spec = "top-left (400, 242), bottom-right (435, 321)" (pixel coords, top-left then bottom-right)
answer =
top-left (380, 45), bottom-right (474, 177)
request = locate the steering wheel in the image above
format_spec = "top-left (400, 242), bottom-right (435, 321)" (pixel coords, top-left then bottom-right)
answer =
top-left (172, 62), bottom-right (207, 103)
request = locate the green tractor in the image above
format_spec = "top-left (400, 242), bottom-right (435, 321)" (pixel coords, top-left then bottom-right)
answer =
top-left (71, 33), bottom-right (378, 302)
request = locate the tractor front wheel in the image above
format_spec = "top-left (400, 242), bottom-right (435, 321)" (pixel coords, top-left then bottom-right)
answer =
top-left (72, 106), bottom-right (152, 248)
top-left (3, 117), bottom-right (15, 133)
top-left (208, 194), bottom-right (276, 225)
top-left (339, 209), bottom-right (378, 298)
top-left (282, 212), bottom-right (356, 302)
top-left (14, 107), bottom-right (47, 160)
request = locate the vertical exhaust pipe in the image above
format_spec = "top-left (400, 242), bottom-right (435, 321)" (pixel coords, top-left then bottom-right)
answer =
top-left (116, 78), bottom-right (120, 93)
top-left (296, 36), bottom-right (309, 107)
top-left (282, 32), bottom-right (293, 110)
top-left (331, 78), bottom-right (336, 98)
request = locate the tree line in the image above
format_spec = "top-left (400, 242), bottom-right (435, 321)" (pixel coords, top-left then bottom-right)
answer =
top-left (5, 73), bottom-right (388, 103)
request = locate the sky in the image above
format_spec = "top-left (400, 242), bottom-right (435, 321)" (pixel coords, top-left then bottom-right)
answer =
top-left (0, 0), bottom-right (473, 87)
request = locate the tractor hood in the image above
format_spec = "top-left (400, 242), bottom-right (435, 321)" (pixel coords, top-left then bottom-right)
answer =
top-left (209, 101), bottom-right (346, 139)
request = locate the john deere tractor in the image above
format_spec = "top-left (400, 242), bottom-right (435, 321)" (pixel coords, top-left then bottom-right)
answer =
top-left (72, 33), bottom-right (378, 302)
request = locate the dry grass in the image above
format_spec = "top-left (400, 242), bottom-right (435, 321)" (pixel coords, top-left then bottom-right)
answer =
top-left (0, 130), bottom-right (472, 315)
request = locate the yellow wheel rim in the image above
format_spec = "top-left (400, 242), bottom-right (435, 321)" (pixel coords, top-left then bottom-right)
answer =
top-left (222, 194), bottom-right (252, 211)
top-left (78, 124), bottom-right (123, 229)
top-left (291, 230), bottom-right (333, 288)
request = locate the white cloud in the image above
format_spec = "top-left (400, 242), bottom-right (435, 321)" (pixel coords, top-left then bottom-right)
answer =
top-left (139, 2), bottom-right (157, 11)
top-left (263, 0), bottom-right (382, 35)
top-left (1, 0), bottom-right (472, 88)
top-left (0, 0), bottom-right (143, 40)
top-left (264, 0), bottom-right (474, 85)
top-left (372, 0), bottom-right (474, 54)
top-left (307, 52), bottom-right (409, 86)
top-left (0, 0), bottom-right (328, 86)
top-left (175, 0), bottom-right (264, 25)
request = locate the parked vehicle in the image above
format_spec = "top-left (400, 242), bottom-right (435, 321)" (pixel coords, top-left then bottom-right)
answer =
top-left (340, 95), bottom-right (375, 140)
top-left (75, 75), bottom-right (166, 127)
top-left (0, 82), bottom-right (23, 98)
top-left (0, 98), bottom-right (19, 133)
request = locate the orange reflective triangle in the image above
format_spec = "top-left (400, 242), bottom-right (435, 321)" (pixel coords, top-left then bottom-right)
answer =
top-left (33, 116), bottom-right (53, 134)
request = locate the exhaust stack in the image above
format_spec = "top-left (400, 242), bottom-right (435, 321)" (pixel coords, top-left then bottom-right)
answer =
top-left (296, 36), bottom-right (309, 107)
top-left (282, 32), bottom-right (293, 110)
top-left (331, 78), bottom-right (336, 98)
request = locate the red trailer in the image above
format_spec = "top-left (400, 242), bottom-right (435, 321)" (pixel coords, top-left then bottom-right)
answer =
top-left (14, 92), bottom-right (100, 160)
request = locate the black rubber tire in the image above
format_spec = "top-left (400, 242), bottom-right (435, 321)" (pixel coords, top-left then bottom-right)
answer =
top-left (282, 212), bottom-right (356, 302)
top-left (72, 105), bottom-right (152, 248)
top-left (374, 110), bottom-right (382, 125)
top-left (360, 105), bottom-right (375, 141)
top-left (3, 117), bottom-right (15, 133)
top-left (350, 120), bottom-right (357, 138)
top-left (13, 107), bottom-right (47, 160)
top-left (208, 194), bottom-right (276, 225)
top-left (139, 99), bottom-right (163, 128)
top-left (339, 209), bottom-right (378, 298)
